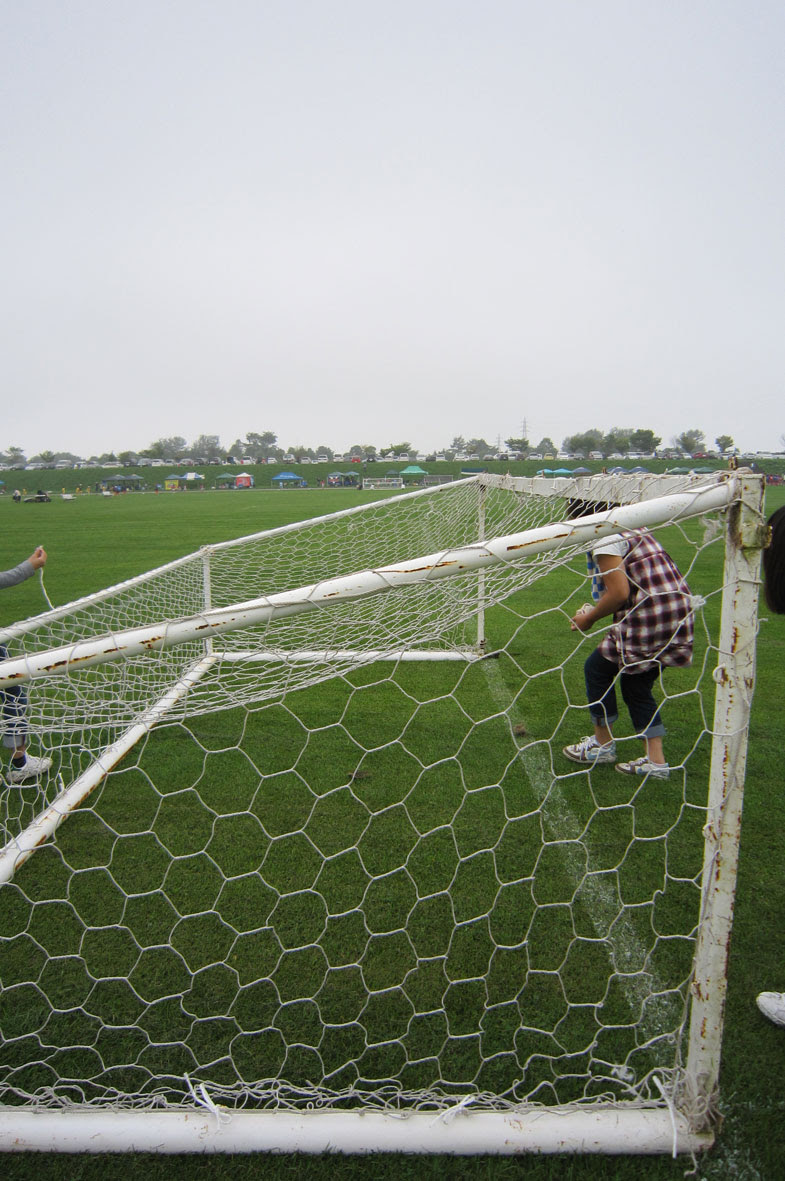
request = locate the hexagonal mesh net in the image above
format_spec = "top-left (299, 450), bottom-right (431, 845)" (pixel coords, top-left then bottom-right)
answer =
top-left (0, 472), bottom-right (756, 1124)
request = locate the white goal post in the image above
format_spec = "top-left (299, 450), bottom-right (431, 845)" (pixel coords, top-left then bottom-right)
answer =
top-left (362, 477), bottom-right (404, 489)
top-left (0, 470), bottom-right (766, 1157)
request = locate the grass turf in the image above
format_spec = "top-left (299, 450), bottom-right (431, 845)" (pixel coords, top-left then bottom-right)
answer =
top-left (1, 484), bottom-right (784, 1178)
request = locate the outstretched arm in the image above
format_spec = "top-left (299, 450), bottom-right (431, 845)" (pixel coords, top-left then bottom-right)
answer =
top-left (0, 547), bottom-right (47, 589)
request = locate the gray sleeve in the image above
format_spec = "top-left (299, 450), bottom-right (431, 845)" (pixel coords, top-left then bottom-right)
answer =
top-left (0, 560), bottom-right (35, 589)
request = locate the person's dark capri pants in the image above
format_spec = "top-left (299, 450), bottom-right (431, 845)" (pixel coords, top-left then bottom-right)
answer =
top-left (0, 644), bottom-right (28, 752)
top-left (584, 648), bottom-right (666, 739)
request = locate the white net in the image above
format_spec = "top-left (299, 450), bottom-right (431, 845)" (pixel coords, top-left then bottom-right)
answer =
top-left (0, 471), bottom-right (758, 1126)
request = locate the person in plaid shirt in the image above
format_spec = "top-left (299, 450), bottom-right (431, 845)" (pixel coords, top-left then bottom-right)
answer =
top-left (563, 511), bottom-right (695, 780)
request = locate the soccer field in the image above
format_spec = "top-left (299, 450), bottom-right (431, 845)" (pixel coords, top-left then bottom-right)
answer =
top-left (1, 484), bottom-right (784, 1179)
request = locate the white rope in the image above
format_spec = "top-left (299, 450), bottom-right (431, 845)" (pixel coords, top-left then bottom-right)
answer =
top-left (652, 1076), bottom-right (679, 1159)
top-left (185, 1074), bottom-right (230, 1131)
top-left (428, 1095), bottom-right (475, 1125)
top-left (38, 567), bottom-right (54, 610)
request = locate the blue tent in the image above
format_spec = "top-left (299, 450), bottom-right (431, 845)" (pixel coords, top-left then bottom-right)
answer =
top-left (272, 471), bottom-right (306, 487)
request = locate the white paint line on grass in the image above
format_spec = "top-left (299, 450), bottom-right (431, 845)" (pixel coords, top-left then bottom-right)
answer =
top-left (481, 657), bottom-right (676, 1043)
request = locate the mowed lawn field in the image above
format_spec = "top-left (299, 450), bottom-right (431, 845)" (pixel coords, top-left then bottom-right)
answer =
top-left (1, 483), bottom-right (784, 1181)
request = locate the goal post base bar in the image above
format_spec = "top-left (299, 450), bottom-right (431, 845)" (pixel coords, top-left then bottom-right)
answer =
top-left (0, 1107), bottom-right (712, 1156)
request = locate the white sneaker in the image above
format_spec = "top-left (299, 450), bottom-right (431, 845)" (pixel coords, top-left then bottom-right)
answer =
top-left (757, 992), bottom-right (785, 1028)
top-left (616, 756), bottom-right (670, 780)
top-left (7, 754), bottom-right (53, 783)
top-left (563, 736), bottom-right (616, 765)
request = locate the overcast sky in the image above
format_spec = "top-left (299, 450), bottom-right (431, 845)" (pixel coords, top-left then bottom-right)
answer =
top-left (2, 0), bottom-right (783, 458)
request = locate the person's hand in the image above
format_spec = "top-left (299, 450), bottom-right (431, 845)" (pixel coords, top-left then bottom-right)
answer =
top-left (570, 603), bottom-right (594, 632)
top-left (28, 546), bottom-right (47, 570)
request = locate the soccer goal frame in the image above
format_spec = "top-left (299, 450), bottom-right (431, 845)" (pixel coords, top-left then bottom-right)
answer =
top-left (0, 471), bottom-right (766, 1156)
top-left (362, 477), bottom-right (404, 490)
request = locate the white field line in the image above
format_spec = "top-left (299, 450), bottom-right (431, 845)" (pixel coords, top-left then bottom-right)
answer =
top-left (481, 658), bottom-right (675, 1041)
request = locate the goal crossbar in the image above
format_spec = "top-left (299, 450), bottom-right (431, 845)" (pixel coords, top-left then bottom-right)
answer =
top-left (0, 477), bottom-right (480, 648)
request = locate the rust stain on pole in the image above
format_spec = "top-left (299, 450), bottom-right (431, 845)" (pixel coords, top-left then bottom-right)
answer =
top-left (506, 531), bottom-right (570, 553)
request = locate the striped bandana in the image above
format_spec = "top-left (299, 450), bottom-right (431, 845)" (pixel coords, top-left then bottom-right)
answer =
top-left (587, 553), bottom-right (605, 602)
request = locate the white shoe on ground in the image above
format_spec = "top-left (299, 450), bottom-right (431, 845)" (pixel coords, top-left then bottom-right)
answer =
top-left (757, 992), bottom-right (785, 1028)
top-left (615, 756), bottom-right (670, 780)
top-left (563, 736), bottom-right (616, 765)
top-left (7, 754), bottom-right (53, 783)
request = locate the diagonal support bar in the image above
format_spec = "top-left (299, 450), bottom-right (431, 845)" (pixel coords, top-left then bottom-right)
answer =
top-left (0, 655), bottom-right (217, 884)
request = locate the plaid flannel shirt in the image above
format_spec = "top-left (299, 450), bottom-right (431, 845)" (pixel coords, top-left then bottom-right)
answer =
top-left (595, 530), bottom-right (694, 673)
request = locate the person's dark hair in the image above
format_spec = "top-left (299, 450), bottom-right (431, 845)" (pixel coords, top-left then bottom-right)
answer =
top-left (566, 498), bottom-right (619, 520)
top-left (763, 505), bottom-right (785, 614)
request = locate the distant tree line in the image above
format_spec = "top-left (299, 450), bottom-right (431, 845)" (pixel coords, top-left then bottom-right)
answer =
top-left (557, 428), bottom-right (740, 460)
top-left (2, 433), bottom-right (506, 466)
top-left (0, 427), bottom-right (753, 469)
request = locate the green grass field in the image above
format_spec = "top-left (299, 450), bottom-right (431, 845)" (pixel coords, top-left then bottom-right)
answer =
top-left (1, 483), bottom-right (784, 1179)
